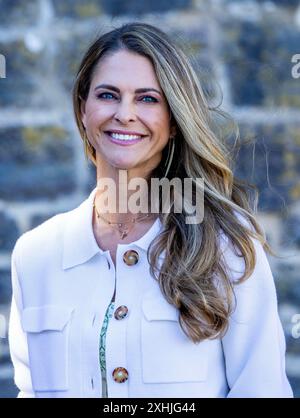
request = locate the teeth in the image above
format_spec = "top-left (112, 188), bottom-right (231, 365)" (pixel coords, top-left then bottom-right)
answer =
top-left (109, 132), bottom-right (143, 141)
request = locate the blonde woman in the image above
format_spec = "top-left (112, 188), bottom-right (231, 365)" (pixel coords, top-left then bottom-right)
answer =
top-left (9, 22), bottom-right (293, 398)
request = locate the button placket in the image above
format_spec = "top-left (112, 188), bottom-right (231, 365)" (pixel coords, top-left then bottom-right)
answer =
top-left (105, 247), bottom-right (141, 397)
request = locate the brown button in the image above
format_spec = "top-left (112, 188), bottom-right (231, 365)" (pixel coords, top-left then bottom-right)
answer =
top-left (123, 249), bottom-right (139, 266)
top-left (112, 367), bottom-right (129, 383)
top-left (114, 305), bottom-right (128, 320)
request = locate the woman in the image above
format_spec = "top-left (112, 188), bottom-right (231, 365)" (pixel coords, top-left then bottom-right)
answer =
top-left (9, 22), bottom-right (293, 398)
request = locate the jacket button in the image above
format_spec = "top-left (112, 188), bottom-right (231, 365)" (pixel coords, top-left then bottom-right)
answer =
top-left (114, 305), bottom-right (128, 320)
top-left (123, 250), bottom-right (139, 266)
top-left (112, 367), bottom-right (129, 383)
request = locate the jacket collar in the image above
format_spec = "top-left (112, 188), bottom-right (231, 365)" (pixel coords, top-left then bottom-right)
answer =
top-left (62, 186), bottom-right (163, 270)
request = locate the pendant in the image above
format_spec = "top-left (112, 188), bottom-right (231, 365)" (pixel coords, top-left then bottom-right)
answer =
top-left (120, 231), bottom-right (127, 239)
top-left (118, 224), bottom-right (129, 240)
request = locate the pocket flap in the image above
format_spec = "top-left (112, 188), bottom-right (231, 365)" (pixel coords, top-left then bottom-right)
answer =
top-left (21, 305), bottom-right (74, 332)
top-left (142, 294), bottom-right (179, 321)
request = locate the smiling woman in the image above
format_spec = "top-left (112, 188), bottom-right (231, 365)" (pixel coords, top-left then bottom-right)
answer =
top-left (8, 22), bottom-right (293, 398)
top-left (79, 48), bottom-right (175, 181)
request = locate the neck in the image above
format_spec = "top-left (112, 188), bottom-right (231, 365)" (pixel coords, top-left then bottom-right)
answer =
top-left (94, 154), bottom-right (161, 224)
top-left (94, 178), bottom-right (155, 225)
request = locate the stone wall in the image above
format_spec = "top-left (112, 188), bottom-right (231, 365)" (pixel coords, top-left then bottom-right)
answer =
top-left (0, 0), bottom-right (300, 397)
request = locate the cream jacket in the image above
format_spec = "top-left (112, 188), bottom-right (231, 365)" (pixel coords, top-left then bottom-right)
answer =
top-left (8, 187), bottom-right (293, 398)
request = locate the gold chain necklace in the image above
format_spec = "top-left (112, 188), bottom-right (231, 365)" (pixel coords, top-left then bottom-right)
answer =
top-left (93, 201), bottom-right (154, 240)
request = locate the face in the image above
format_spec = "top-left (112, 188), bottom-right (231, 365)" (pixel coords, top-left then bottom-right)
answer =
top-left (80, 49), bottom-right (176, 175)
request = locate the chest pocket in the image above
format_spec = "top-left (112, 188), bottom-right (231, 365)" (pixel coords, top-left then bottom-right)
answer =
top-left (21, 305), bottom-right (74, 392)
top-left (141, 292), bottom-right (209, 384)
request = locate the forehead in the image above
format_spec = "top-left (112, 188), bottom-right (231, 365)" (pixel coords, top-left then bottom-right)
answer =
top-left (91, 50), bottom-right (160, 88)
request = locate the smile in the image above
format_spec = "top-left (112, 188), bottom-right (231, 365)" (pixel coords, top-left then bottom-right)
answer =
top-left (106, 131), bottom-right (145, 140)
top-left (105, 132), bottom-right (147, 146)
top-left (111, 133), bottom-right (142, 140)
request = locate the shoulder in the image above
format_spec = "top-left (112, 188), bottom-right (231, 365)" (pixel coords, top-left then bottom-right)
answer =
top-left (218, 210), bottom-right (274, 289)
top-left (12, 209), bottom-right (74, 268)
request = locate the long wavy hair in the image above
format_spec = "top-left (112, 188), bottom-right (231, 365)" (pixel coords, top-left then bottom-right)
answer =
top-left (72, 22), bottom-right (278, 343)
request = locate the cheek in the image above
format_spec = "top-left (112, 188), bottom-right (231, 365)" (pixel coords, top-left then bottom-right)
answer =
top-left (152, 118), bottom-right (171, 137)
top-left (84, 106), bottom-right (105, 127)
top-left (142, 110), bottom-right (169, 129)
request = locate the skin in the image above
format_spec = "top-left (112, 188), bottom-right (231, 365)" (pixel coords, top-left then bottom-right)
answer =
top-left (80, 49), bottom-right (176, 262)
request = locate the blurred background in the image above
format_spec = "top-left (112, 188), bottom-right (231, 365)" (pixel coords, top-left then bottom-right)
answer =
top-left (0, 0), bottom-right (300, 398)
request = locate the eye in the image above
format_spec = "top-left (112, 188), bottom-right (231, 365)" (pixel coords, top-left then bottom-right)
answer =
top-left (142, 96), bottom-right (158, 103)
top-left (96, 92), bottom-right (158, 103)
top-left (97, 92), bottom-right (115, 100)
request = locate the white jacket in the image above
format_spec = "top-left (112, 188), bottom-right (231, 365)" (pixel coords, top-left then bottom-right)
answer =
top-left (8, 187), bottom-right (293, 398)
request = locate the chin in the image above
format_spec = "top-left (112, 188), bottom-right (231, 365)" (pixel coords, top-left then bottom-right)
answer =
top-left (111, 160), bottom-right (139, 170)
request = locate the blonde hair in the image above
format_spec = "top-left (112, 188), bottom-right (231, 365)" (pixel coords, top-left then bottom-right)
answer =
top-left (72, 22), bottom-right (277, 343)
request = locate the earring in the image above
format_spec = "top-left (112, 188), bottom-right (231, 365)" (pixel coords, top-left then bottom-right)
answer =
top-left (164, 137), bottom-right (175, 178)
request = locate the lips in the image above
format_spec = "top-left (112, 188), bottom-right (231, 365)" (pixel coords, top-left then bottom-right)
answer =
top-left (105, 131), bottom-right (146, 146)
top-left (105, 130), bottom-right (147, 137)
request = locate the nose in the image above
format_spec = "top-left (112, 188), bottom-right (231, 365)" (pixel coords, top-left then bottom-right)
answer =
top-left (113, 98), bottom-right (137, 124)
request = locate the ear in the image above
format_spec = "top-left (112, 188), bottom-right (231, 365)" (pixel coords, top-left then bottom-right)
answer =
top-left (170, 123), bottom-right (177, 138)
top-left (80, 98), bottom-right (86, 128)
top-left (169, 111), bottom-right (177, 138)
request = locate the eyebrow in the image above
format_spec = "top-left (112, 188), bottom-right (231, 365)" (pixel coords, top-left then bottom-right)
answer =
top-left (94, 83), bottom-right (162, 96)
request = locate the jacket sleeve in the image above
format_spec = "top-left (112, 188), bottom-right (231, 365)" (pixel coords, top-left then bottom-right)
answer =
top-left (8, 239), bottom-right (35, 398)
top-left (221, 234), bottom-right (293, 398)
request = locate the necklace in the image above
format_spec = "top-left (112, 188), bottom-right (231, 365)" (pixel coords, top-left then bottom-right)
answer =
top-left (93, 201), bottom-right (154, 240)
